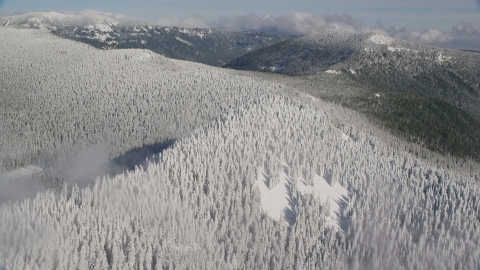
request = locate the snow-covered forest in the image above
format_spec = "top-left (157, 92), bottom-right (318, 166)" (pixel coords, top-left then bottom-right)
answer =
top-left (0, 28), bottom-right (279, 182)
top-left (1, 26), bottom-right (480, 269)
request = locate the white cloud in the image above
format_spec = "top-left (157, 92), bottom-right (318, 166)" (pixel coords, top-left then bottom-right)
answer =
top-left (156, 14), bottom-right (209, 29)
top-left (210, 11), bottom-right (357, 35)
top-left (75, 9), bottom-right (129, 20)
top-left (208, 11), bottom-right (460, 46)
top-left (453, 23), bottom-right (480, 36)
top-left (386, 27), bottom-right (454, 44)
top-left (208, 11), bottom-right (459, 46)
top-left (17, 8), bottom-right (470, 49)
top-left (325, 13), bottom-right (363, 29)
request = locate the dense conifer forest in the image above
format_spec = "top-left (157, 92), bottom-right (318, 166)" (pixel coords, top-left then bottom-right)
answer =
top-left (1, 24), bottom-right (480, 270)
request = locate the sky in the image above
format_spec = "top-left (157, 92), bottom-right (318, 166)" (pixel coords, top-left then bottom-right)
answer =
top-left (1, 0), bottom-right (479, 49)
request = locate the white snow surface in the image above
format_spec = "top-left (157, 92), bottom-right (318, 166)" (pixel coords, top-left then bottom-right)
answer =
top-left (369, 34), bottom-right (393, 45)
top-left (387, 46), bottom-right (411, 52)
top-left (257, 167), bottom-right (291, 221)
top-left (257, 164), bottom-right (349, 230)
top-left (133, 52), bottom-right (153, 61)
top-left (176, 37), bottom-right (193, 46)
top-left (178, 28), bottom-right (210, 38)
top-left (325, 70), bottom-right (340, 74)
top-left (436, 52), bottom-right (451, 63)
top-left (1, 11), bottom-right (117, 29)
top-left (297, 174), bottom-right (349, 229)
top-left (269, 64), bottom-right (282, 71)
top-left (92, 23), bottom-right (112, 32)
top-left (341, 133), bottom-right (351, 141)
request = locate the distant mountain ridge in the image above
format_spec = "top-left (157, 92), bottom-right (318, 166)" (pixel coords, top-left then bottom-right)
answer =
top-left (0, 12), bottom-right (290, 66)
top-left (225, 32), bottom-right (480, 118)
top-left (226, 32), bottom-right (480, 161)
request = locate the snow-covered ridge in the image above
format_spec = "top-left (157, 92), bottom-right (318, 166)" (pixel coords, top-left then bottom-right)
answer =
top-left (0, 11), bottom-right (118, 29)
top-left (387, 46), bottom-right (411, 52)
top-left (369, 34), bottom-right (393, 45)
top-left (1, 11), bottom-right (286, 66)
top-left (178, 28), bottom-right (213, 39)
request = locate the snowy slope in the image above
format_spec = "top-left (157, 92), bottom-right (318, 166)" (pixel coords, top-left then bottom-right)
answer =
top-left (1, 91), bottom-right (479, 269)
top-left (0, 26), bottom-right (480, 270)
top-left (225, 32), bottom-right (480, 118)
top-left (0, 27), bottom-right (280, 181)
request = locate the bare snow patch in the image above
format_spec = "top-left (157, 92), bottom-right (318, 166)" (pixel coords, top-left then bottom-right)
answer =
top-left (257, 164), bottom-right (349, 230)
top-left (325, 70), bottom-right (340, 74)
top-left (297, 174), bottom-right (349, 229)
top-left (94, 23), bottom-right (112, 32)
top-left (436, 52), bottom-right (451, 63)
top-left (387, 46), bottom-right (412, 52)
top-left (176, 37), bottom-right (193, 46)
top-left (257, 167), bottom-right (291, 221)
top-left (341, 133), bottom-right (351, 142)
top-left (369, 34), bottom-right (393, 45)
top-left (269, 64), bottom-right (282, 71)
top-left (178, 28), bottom-right (207, 38)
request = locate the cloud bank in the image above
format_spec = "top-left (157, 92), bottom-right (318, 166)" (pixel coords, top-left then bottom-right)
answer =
top-left (207, 11), bottom-right (463, 46)
top-left (156, 14), bottom-right (209, 29)
top-left (210, 11), bottom-right (361, 35)
top-left (386, 27), bottom-right (454, 44)
top-left (453, 23), bottom-right (480, 36)
top-left (63, 9), bottom-right (130, 21)
top-left (30, 9), bottom-right (476, 49)
top-left (5, 8), bottom-right (475, 49)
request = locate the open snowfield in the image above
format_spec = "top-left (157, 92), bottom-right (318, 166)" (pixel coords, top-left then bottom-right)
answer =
top-left (257, 163), bottom-right (348, 229)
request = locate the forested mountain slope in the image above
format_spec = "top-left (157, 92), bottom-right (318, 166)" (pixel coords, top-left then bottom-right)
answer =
top-left (0, 12), bottom-right (289, 66)
top-left (1, 25), bottom-right (480, 270)
top-left (0, 27), bottom-right (280, 186)
top-left (225, 33), bottom-right (480, 118)
top-left (1, 92), bottom-right (479, 269)
top-left (226, 32), bottom-right (480, 162)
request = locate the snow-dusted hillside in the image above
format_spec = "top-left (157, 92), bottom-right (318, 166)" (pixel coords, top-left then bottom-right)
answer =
top-left (1, 92), bottom-right (479, 269)
top-left (0, 26), bottom-right (480, 270)
top-left (225, 32), bottom-right (480, 118)
top-left (0, 27), bottom-right (282, 176)
top-left (0, 12), bottom-right (288, 66)
top-left (226, 32), bottom-right (480, 163)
